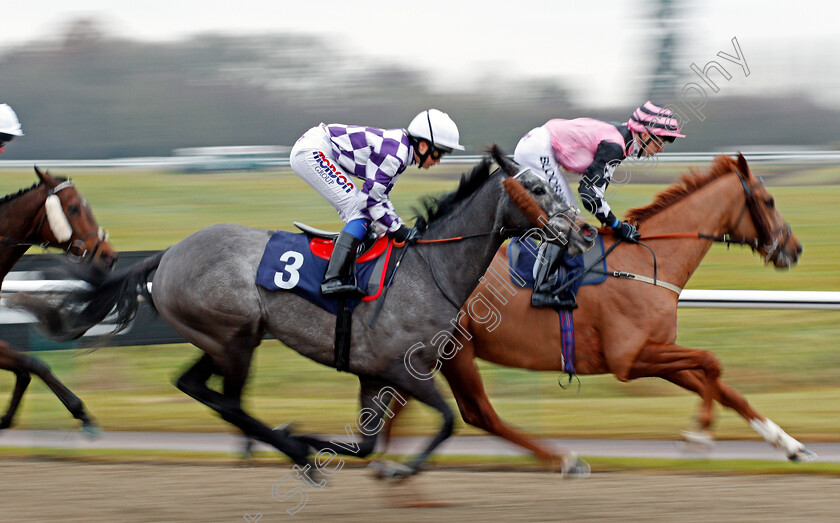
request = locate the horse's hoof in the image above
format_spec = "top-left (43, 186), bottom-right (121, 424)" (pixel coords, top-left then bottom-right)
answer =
top-left (678, 430), bottom-right (715, 453)
top-left (294, 461), bottom-right (325, 487)
top-left (0, 417), bottom-right (12, 431)
top-left (81, 421), bottom-right (101, 439)
top-left (788, 447), bottom-right (818, 463)
top-left (561, 453), bottom-right (591, 479)
top-left (368, 459), bottom-right (414, 481)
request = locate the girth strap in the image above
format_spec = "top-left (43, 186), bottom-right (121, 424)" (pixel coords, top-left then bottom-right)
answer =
top-left (608, 270), bottom-right (682, 294)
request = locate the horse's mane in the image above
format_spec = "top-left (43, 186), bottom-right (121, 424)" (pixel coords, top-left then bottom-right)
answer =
top-left (417, 156), bottom-right (493, 226)
top-left (0, 176), bottom-right (69, 207)
top-left (625, 155), bottom-right (739, 224)
top-left (0, 176), bottom-right (67, 209)
top-left (1, 182), bottom-right (41, 206)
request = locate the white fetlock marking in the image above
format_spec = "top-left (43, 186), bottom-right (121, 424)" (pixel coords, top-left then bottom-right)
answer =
top-left (750, 418), bottom-right (802, 455)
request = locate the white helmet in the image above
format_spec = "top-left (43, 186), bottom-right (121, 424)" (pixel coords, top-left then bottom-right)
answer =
top-left (0, 104), bottom-right (24, 137)
top-left (407, 109), bottom-right (465, 151)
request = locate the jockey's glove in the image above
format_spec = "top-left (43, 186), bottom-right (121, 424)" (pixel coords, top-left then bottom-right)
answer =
top-left (609, 217), bottom-right (641, 243)
top-left (392, 225), bottom-right (421, 244)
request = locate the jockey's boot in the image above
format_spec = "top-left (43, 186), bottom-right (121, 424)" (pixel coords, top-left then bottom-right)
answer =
top-left (531, 243), bottom-right (577, 310)
top-left (321, 231), bottom-right (364, 296)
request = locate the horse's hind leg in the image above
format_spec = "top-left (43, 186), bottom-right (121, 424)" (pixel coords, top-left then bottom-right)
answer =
top-left (0, 341), bottom-right (95, 433)
top-left (175, 352), bottom-right (312, 469)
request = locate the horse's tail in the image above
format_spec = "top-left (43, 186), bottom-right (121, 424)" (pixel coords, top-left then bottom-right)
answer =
top-left (8, 250), bottom-right (166, 341)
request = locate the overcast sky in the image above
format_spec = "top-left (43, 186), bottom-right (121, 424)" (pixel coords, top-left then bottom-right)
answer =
top-left (3, 1), bottom-right (839, 107)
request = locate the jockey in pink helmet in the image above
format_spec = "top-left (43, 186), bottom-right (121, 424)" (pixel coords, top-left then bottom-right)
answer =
top-left (627, 101), bottom-right (685, 158)
top-left (513, 101), bottom-right (685, 308)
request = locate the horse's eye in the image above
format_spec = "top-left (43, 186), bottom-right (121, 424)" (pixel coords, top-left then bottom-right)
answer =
top-left (532, 186), bottom-right (546, 196)
top-left (68, 204), bottom-right (81, 215)
top-left (765, 198), bottom-right (775, 208)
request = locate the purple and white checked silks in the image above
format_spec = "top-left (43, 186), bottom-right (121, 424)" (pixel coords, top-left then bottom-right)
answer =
top-left (326, 124), bottom-right (414, 234)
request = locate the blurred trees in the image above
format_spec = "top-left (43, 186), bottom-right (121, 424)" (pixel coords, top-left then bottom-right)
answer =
top-left (0, 18), bottom-right (838, 159)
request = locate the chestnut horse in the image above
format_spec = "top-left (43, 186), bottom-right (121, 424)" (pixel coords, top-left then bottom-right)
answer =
top-left (0, 167), bottom-right (116, 434)
top-left (385, 154), bottom-right (816, 465)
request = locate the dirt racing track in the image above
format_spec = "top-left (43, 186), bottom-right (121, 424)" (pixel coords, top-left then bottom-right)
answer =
top-left (4, 459), bottom-right (840, 522)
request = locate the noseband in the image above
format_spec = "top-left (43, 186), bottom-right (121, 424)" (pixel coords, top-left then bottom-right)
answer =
top-left (733, 169), bottom-right (793, 263)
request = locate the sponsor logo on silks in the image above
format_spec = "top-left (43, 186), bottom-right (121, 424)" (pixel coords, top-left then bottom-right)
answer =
top-left (313, 151), bottom-right (355, 194)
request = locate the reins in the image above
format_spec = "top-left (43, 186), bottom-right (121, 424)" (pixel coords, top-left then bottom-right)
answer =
top-left (378, 226), bottom-right (534, 324)
top-left (393, 227), bottom-right (532, 248)
top-left (371, 170), bottom-right (554, 326)
top-left (594, 167), bottom-right (790, 294)
top-left (638, 230), bottom-right (762, 247)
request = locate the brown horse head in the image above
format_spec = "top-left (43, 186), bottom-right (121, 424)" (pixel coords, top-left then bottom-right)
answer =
top-left (32, 166), bottom-right (118, 270)
top-left (730, 154), bottom-right (802, 268)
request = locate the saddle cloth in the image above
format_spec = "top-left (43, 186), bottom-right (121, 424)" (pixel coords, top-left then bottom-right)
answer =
top-left (255, 230), bottom-right (394, 315)
top-left (507, 235), bottom-right (609, 376)
top-left (507, 235), bottom-right (608, 291)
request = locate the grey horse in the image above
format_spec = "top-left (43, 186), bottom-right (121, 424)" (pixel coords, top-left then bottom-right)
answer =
top-left (13, 147), bottom-right (597, 478)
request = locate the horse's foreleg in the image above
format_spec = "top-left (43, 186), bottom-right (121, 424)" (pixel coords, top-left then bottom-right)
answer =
top-left (439, 349), bottom-right (560, 465)
top-left (378, 387), bottom-right (408, 453)
top-left (0, 342), bottom-right (94, 432)
top-left (0, 344), bottom-right (31, 429)
top-left (628, 343), bottom-right (721, 436)
top-left (371, 362), bottom-right (454, 478)
top-left (654, 358), bottom-right (816, 462)
top-left (664, 369), bottom-right (762, 431)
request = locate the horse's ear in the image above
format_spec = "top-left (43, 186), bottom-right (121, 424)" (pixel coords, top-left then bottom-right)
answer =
top-left (487, 144), bottom-right (518, 177)
top-left (34, 165), bottom-right (56, 184)
top-left (736, 152), bottom-right (751, 177)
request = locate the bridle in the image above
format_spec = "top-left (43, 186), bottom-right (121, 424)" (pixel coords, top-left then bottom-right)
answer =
top-left (27, 180), bottom-right (110, 263)
top-left (731, 169), bottom-right (794, 264)
top-left (636, 169), bottom-right (794, 263)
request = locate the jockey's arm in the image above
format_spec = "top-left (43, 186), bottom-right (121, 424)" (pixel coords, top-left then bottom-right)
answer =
top-left (577, 140), bottom-right (625, 226)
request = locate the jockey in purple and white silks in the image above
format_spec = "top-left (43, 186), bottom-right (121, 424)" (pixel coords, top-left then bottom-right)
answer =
top-left (291, 109), bottom-right (464, 296)
top-left (513, 101), bottom-right (685, 309)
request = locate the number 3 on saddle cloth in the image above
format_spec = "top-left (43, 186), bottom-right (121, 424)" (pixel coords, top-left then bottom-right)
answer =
top-left (255, 229), bottom-right (395, 315)
top-left (507, 235), bottom-right (608, 375)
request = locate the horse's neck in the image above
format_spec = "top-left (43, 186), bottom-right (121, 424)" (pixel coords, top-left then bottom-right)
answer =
top-left (422, 179), bottom-right (506, 306)
top-left (0, 189), bottom-right (43, 279)
top-left (637, 174), bottom-right (745, 289)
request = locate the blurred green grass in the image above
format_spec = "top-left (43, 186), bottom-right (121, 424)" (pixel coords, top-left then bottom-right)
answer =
top-left (1, 164), bottom-right (839, 441)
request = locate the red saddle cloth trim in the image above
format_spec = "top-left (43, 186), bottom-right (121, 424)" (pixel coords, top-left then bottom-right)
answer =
top-left (309, 236), bottom-right (390, 263)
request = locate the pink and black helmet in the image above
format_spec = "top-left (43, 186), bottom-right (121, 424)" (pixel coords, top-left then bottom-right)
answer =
top-left (627, 101), bottom-right (685, 140)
